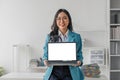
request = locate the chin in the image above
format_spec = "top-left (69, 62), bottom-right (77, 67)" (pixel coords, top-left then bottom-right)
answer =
top-left (60, 27), bottom-right (66, 30)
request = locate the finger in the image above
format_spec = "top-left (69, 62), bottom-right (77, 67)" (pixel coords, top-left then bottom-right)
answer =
top-left (44, 60), bottom-right (49, 66)
top-left (77, 61), bottom-right (81, 66)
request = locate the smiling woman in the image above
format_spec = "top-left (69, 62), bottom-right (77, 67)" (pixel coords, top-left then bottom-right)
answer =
top-left (43, 9), bottom-right (84, 80)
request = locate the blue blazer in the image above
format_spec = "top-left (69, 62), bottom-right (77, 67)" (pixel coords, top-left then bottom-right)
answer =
top-left (43, 30), bottom-right (84, 80)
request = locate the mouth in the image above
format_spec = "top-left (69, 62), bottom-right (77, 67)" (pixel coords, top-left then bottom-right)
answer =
top-left (60, 24), bottom-right (65, 27)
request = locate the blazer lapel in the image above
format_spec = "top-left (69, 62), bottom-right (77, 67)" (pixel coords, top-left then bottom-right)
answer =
top-left (68, 31), bottom-right (75, 42)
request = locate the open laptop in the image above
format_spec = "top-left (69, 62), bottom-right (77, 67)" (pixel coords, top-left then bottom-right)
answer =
top-left (48, 42), bottom-right (77, 66)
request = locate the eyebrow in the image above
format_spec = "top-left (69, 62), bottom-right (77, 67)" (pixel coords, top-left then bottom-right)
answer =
top-left (57, 16), bottom-right (68, 18)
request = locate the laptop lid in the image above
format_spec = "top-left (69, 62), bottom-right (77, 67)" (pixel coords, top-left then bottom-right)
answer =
top-left (48, 42), bottom-right (76, 61)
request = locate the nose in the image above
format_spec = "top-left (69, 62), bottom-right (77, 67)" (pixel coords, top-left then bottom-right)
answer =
top-left (60, 18), bottom-right (64, 23)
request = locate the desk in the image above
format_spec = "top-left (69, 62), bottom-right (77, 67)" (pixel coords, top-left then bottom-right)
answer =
top-left (85, 75), bottom-right (108, 80)
top-left (0, 72), bottom-right (44, 80)
top-left (0, 72), bottom-right (108, 80)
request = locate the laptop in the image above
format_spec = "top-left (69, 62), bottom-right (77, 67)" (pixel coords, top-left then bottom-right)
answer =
top-left (48, 42), bottom-right (77, 66)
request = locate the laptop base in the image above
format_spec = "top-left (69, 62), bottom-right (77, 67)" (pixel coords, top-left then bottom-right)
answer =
top-left (48, 61), bottom-right (77, 66)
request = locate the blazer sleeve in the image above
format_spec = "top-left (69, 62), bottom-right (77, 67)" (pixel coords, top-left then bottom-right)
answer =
top-left (76, 34), bottom-right (83, 66)
top-left (42, 34), bottom-right (50, 61)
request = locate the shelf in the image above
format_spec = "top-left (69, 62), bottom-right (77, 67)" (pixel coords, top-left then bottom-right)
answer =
top-left (110, 0), bottom-right (120, 80)
top-left (110, 8), bottom-right (120, 11)
top-left (110, 39), bottom-right (120, 41)
top-left (110, 56), bottom-right (120, 70)
top-left (110, 70), bottom-right (120, 72)
top-left (110, 54), bottom-right (120, 57)
top-left (110, 55), bottom-right (120, 57)
top-left (110, 24), bottom-right (120, 27)
top-left (110, 10), bottom-right (120, 24)
top-left (110, 72), bottom-right (120, 80)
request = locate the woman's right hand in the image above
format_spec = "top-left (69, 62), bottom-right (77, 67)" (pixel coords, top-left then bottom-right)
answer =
top-left (44, 60), bottom-right (50, 67)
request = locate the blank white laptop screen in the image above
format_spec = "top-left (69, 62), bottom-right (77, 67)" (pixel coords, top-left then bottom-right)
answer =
top-left (48, 43), bottom-right (76, 61)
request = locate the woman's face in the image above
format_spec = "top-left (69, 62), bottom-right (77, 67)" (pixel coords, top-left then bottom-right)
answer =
top-left (56, 12), bottom-right (69, 32)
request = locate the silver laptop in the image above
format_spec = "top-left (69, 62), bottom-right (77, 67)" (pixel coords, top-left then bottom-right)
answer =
top-left (48, 42), bottom-right (77, 65)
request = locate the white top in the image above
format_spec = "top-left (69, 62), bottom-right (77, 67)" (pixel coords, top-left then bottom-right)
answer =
top-left (58, 30), bottom-right (69, 42)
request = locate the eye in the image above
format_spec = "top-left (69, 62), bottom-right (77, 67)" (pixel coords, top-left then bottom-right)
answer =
top-left (63, 17), bottom-right (67, 20)
top-left (56, 17), bottom-right (61, 20)
top-left (56, 16), bottom-right (68, 21)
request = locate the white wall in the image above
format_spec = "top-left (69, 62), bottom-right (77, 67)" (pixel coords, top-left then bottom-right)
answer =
top-left (0, 0), bottom-right (107, 73)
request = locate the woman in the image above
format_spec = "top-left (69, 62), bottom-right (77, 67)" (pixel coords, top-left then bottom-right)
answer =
top-left (43, 9), bottom-right (84, 80)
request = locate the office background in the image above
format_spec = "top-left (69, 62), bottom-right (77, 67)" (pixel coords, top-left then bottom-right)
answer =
top-left (0, 0), bottom-right (108, 76)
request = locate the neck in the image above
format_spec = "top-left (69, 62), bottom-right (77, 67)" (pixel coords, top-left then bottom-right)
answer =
top-left (60, 29), bottom-right (67, 35)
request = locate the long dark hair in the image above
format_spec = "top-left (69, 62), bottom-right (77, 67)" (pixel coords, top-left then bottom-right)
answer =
top-left (49, 9), bottom-right (73, 42)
